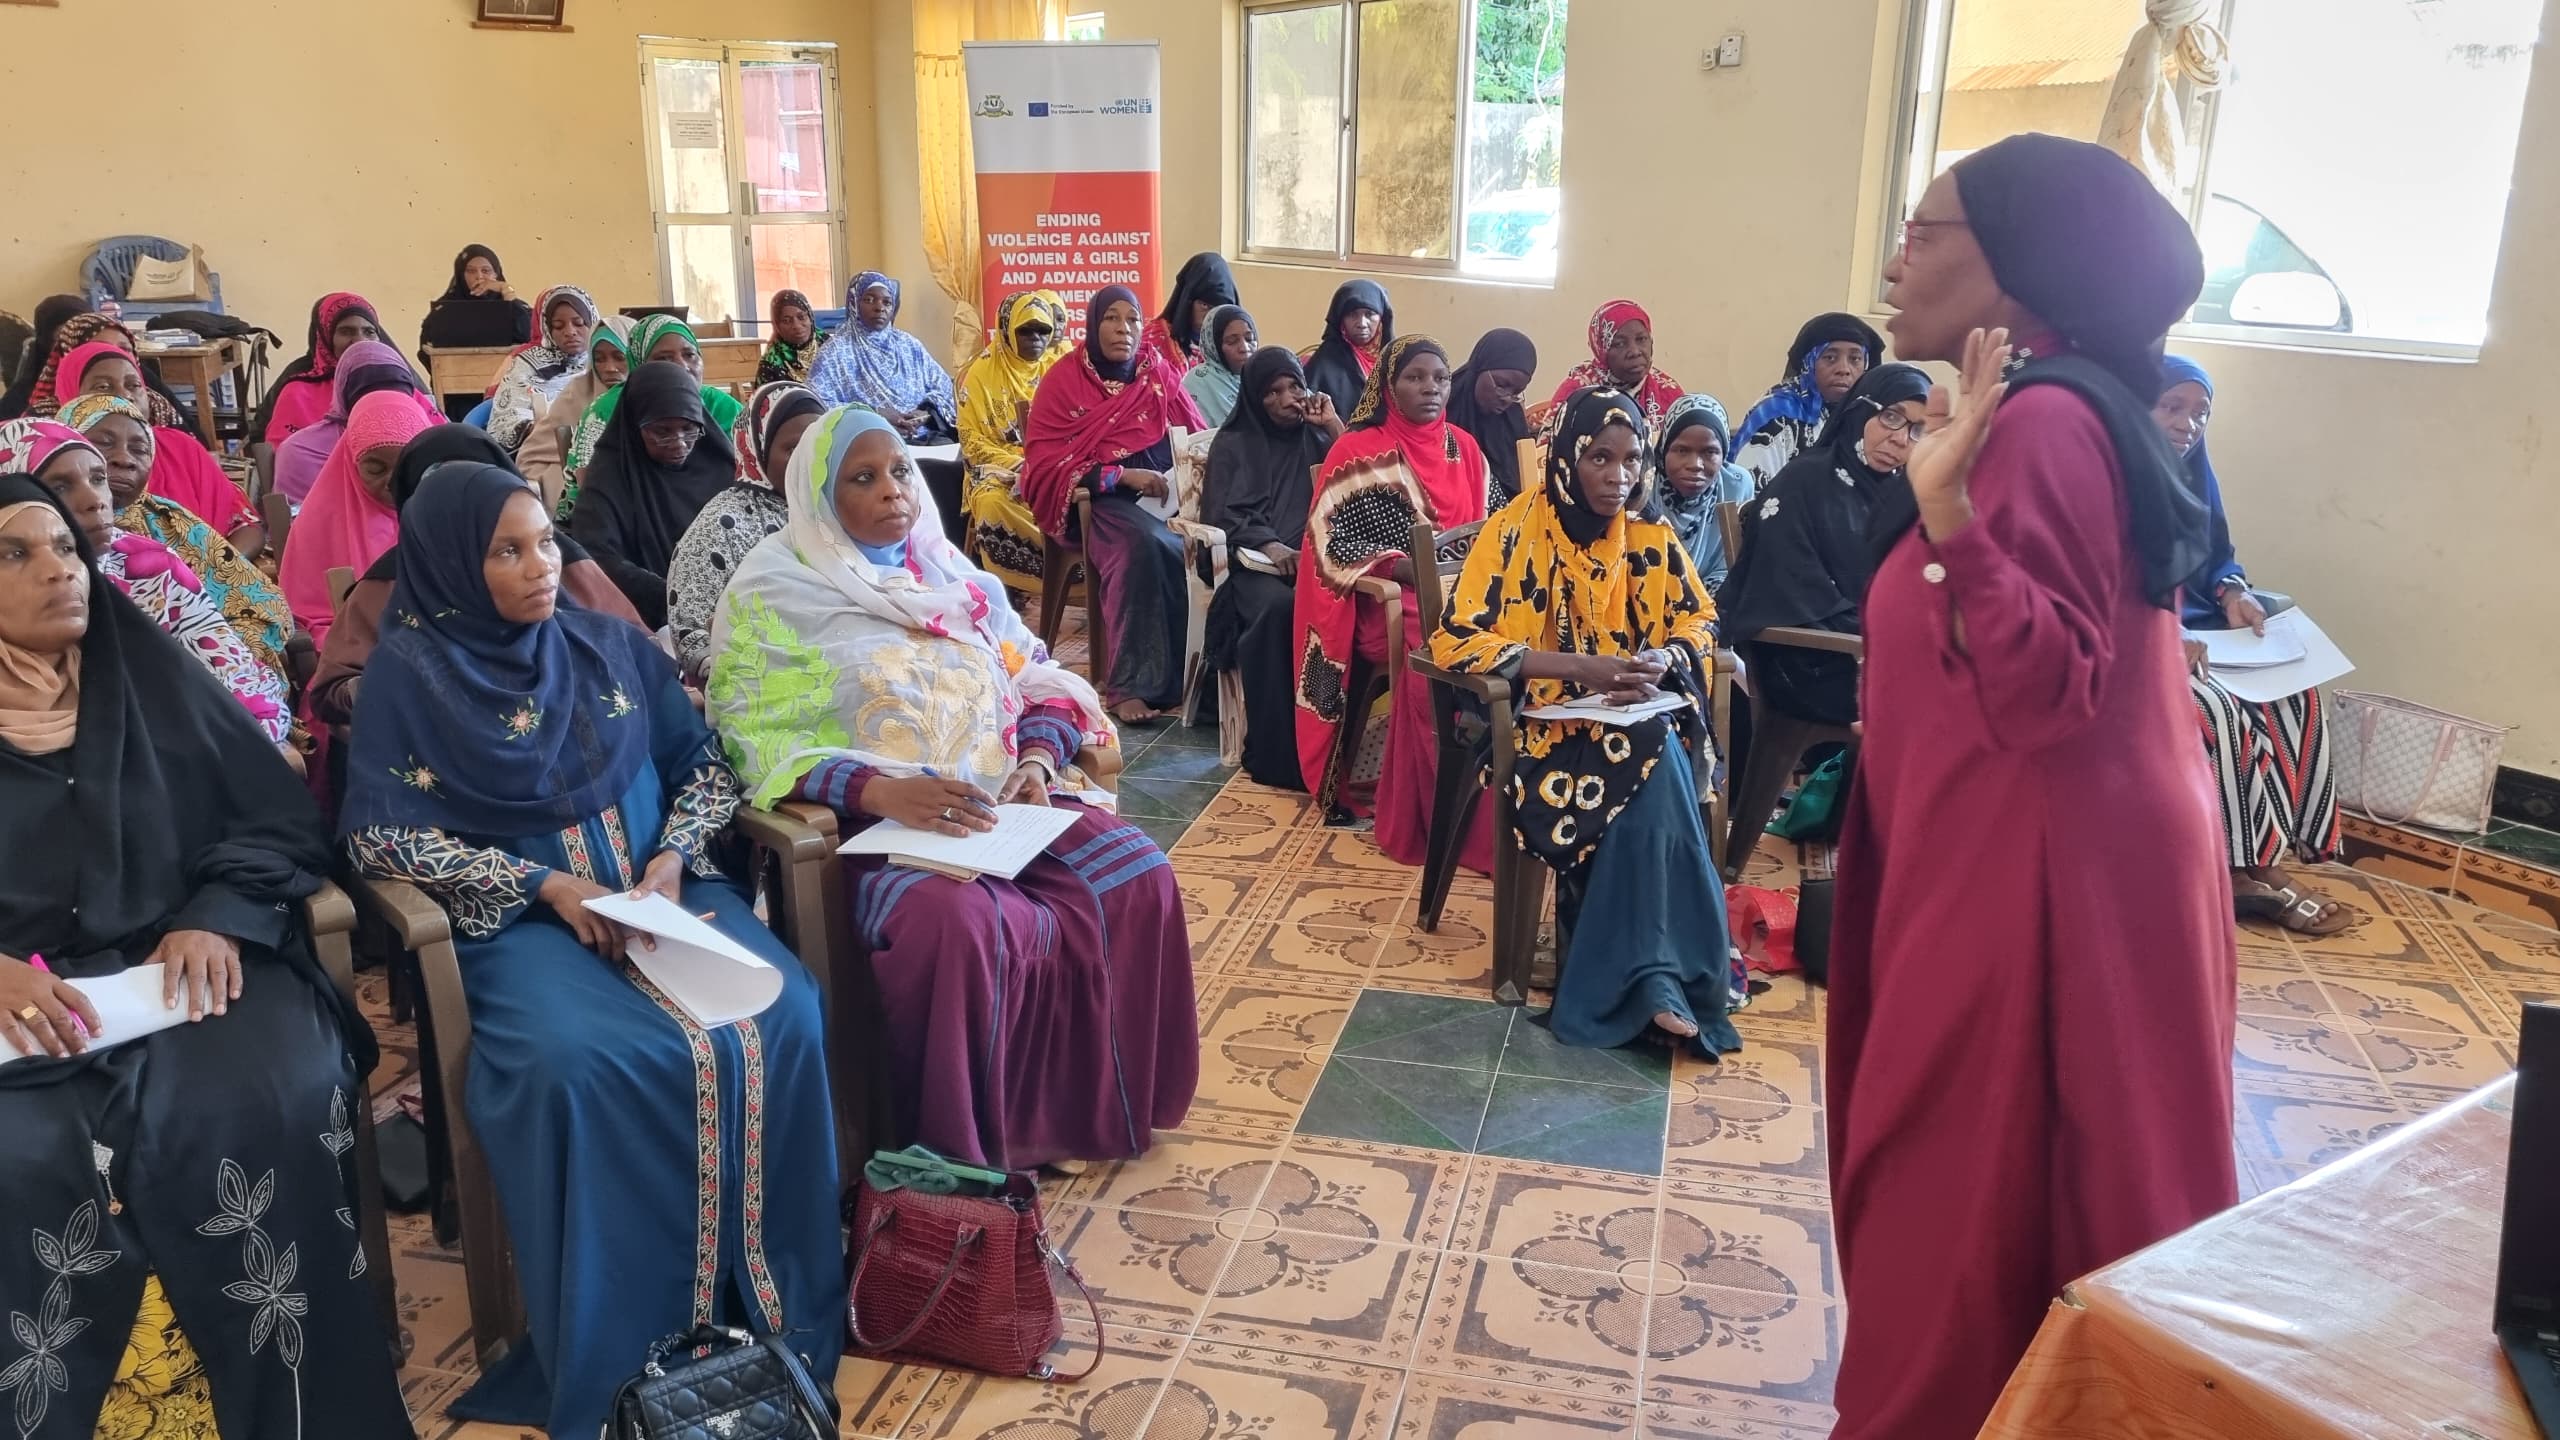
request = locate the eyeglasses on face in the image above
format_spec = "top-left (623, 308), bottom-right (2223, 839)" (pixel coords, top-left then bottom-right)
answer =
top-left (1896, 215), bottom-right (1971, 255)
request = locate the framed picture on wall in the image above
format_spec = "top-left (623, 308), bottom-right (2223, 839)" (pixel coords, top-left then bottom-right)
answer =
top-left (476, 0), bottom-right (565, 25)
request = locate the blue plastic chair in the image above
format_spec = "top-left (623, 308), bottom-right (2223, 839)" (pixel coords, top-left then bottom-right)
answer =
top-left (463, 398), bottom-right (495, 430)
top-left (81, 236), bottom-right (225, 325)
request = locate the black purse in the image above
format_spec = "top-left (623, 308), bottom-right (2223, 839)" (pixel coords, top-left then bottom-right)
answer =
top-left (605, 1325), bottom-right (840, 1440)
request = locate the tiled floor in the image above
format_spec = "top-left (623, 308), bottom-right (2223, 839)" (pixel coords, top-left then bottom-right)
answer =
top-left (382, 775), bottom-right (2554, 1439)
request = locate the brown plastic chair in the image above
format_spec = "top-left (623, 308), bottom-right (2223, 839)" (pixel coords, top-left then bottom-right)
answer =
top-left (1406, 519), bottom-right (1735, 1003)
top-left (259, 488), bottom-right (292, 562)
top-left (304, 879), bottom-right (404, 1363)
top-left (1035, 494), bottom-right (1109, 688)
top-left (348, 807), bottom-right (844, 1367)
top-left (1720, 627), bottom-right (1862, 880)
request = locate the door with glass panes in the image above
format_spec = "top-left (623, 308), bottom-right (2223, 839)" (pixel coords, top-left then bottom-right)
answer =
top-left (641, 40), bottom-right (846, 325)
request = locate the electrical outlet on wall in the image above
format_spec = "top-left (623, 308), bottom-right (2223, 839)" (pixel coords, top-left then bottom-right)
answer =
top-left (1718, 32), bottom-right (1745, 68)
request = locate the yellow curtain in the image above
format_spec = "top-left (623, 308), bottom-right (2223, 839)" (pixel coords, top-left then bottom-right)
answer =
top-left (915, 0), bottom-right (1067, 365)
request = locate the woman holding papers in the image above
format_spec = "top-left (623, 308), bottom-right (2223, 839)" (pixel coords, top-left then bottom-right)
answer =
top-left (340, 463), bottom-right (841, 1438)
top-left (2158, 356), bottom-right (2347, 934)
top-left (709, 406), bottom-right (1199, 1176)
top-left (1431, 387), bottom-right (1741, 1059)
top-left (0, 476), bottom-right (412, 1439)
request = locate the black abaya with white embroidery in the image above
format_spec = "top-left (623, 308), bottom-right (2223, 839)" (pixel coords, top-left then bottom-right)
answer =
top-left (0, 479), bottom-right (409, 1439)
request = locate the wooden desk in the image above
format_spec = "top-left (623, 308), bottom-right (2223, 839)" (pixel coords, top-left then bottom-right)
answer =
top-left (1981, 1079), bottom-right (2539, 1439)
top-left (422, 345), bottom-right (516, 402)
top-left (137, 336), bottom-right (250, 451)
top-left (700, 337), bottom-right (761, 390)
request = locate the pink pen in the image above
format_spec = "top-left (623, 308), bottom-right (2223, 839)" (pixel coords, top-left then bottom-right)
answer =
top-left (26, 954), bottom-right (90, 1037)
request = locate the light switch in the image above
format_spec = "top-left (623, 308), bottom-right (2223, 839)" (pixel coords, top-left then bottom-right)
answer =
top-left (1718, 32), bottom-right (1745, 68)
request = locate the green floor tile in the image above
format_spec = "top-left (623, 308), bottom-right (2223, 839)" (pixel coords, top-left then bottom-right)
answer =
top-left (1114, 776), bottom-right (1225, 822)
top-left (1476, 1074), bottom-right (1667, 1175)
top-left (1334, 990), bottom-right (1513, 1071)
top-left (1499, 1010), bottom-right (1673, 1091)
top-left (2478, 821), bottom-right (2560, 867)
top-left (1297, 1055), bottom-right (1495, 1152)
top-left (1125, 743), bottom-right (1237, 786)
top-left (1148, 722), bottom-right (1228, 751)
top-left (1133, 816), bottom-right (1194, 854)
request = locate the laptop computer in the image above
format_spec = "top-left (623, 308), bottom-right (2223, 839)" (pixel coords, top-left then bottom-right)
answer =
top-left (2496, 1000), bottom-right (2560, 1434)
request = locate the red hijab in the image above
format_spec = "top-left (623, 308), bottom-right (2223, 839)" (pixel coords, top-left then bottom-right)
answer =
top-left (1018, 285), bottom-right (1204, 536)
top-left (1546, 298), bottom-right (1684, 427)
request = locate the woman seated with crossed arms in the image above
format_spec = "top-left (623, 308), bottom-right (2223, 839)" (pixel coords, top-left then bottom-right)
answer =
top-left (709, 406), bottom-right (1198, 1175)
top-left (1432, 387), bottom-right (1741, 1056)
top-left (0, 476), bottom-right (411, 1438)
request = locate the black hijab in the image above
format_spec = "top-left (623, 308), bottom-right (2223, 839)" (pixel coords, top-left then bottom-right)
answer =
top-left (1202, 347), bottom-right (1329, 552)
top-left (1446, 328), bottom-right (1539, 500)
top-left (436, 244), bottom-right (506, 303)
top-left (1086, 285), bottom-right (1145, 383)
top-left (1542, 385), bottom-right (1651, 547)
top-left (0, 295), bottom-right (90, 418)
top-left (1158, 252), bottom-right (1240, 357)
top-left (1779, 313), bottom-right (1884, 383)
top-left (0, 476), bottom-right (366, 1076)
top-left (1940, 133), bottom-right (2211, 607)
top-left (1304, 279), bottom-right (1393, 418)
top-left (363, 424), bottom-right (598, 583)
top-left (567, 361), bottom-right (738, 623)
top-left (1717, 363), bottom-right (1931, 644)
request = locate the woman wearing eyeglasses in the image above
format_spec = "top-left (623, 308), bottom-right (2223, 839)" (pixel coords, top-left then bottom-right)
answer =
top-left (568, 361), bottom-right (739, 630)
top-left (1713, 363), bottom-right (1930, 736)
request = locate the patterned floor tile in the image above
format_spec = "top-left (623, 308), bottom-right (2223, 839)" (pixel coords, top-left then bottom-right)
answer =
top-left (1148, 1341), bottom-right (1406, 1439)
top-left (896, 1322), bottom-right (1185, 1439)
top-left (1224, 919), bottom-right (1387, 983)
top-left (2231, 1012), bottom-right (2386, 1082)
top-left (1662, 1069), bottom-right (1827, 1197)
top-left (1371, 886), bottom-right (1499, 999)
top-left (1640, 1392), bottom-right (1840, 1440)
top-left (1263, 1136), bottom-right (1476, 1250)
top-left (1173, 864), bottom-right (1287, 925)
top-left (1049, 1127), bottom-right (1284, 1221)
top-left (834, 1352), bottom-right (943, 1439)
top-left (1193, 1232), bottom-right (1441, 1366)
top-left (1446, 1156), bottom-right (1660, 1264)
top-left (2233, 1088), bottom-right (2414, 1171)
top-left (1044, 1201), bottom-right (1237, 1336)
top-left (1263, 875), bottom-right (1417, 942)
top-left (1175, 787), bottom-right (1319, 867)
top-left (1651, 1181), bottom-right (1837, 1310)
top-left (1411, 1253), bottom-right (1649, 1400)
top-left (1390, 1372), bottom-right (1642, 1437)
top-left (1639, 1285), bottom-right (1843, 1411)
top-left (1125, 741), bottom-right (1239, 787)
top-left (1475, 1074), bottom-right (1669, 1174)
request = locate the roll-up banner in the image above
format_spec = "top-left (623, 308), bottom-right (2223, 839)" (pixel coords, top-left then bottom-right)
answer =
top-left (964, 40), bottom-right (1164, 344)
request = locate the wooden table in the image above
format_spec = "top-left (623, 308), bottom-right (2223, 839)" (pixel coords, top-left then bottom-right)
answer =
top-left (1980, 1079), bottom-right (2540, 1439)
top-left (422, 345), bottom-right (517, 404)
top-left (137, 336), bottom-right (251, 451)
top-left (700, 336), bottom-right (760, 391)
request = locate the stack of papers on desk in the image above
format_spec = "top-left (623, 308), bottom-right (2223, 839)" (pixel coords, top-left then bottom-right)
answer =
top-left (1523, 693), bottom-right (1691, 726)
top-left (838, 804), bottom-right (1082, 882)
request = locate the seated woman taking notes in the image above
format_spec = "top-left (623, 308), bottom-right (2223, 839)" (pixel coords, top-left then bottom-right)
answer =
top-left (341, 463), bottom-right (840, 1438)
top-left (710, 406), bottom-right (1198, 1174)
top-left (1433, 387), bottom-right (1741, 1057)
top-left (0, 477), bottom-right (413, 1439)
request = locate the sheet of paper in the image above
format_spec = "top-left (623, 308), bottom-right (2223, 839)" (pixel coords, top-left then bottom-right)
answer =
top-left (2192, 615), bottom-right (2308, 670)
top-left (580, 893), bottom-right (782, 1029)
top-left (1234, 547), bottom-right (1282, 574)
top-left (2205, 608), bottom-right (2354, 705)
top-left (837, 803), bottom-right (1082, 880)
top-left (1, 964), bottom-right (190, 1064)
top-left (1522, 692), bottom-right (1691, 726)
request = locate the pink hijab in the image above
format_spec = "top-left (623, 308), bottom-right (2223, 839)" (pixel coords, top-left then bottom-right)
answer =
top-left (280, 391), bottom-right (431, 641)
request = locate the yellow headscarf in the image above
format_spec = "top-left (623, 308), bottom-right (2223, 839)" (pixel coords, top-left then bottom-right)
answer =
top-left (955, 290), bottom-right (1071, 474)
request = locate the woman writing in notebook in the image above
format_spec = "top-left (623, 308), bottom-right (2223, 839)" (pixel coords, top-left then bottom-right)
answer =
top-left (708, 407), bottom-right (1198, 1178)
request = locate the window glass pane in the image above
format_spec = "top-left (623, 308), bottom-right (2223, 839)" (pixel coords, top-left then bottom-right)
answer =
top-left (1915, 0), bottom-right (2147, 184)
top-left (750, 224), bottom-right (836, 321)
top-left (739, 61), bottom-right (832, 215)
top-left (1066, 11), bottom-right (1105, 41)
top-left (1461, 0), bottom-right (1565, 279)
top-left (654, 58), bottom-right (733, 215)
top-left (2203, 0), bottom-right (2539, 345)
top-left (1353, 0), bottom-right (1460, 259)
top-left (667, 225), bottom-right (742, 324)
top-left (1246, 5), bottom-right (1346, 252)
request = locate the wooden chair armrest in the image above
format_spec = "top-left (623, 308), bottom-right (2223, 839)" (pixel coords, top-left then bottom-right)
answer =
top-left (1350, 574), bottom-right (1402, 606)
top-left (1079, 744), bottom-right (1124, 794)
top-left (303, 880), bottom-right (357, 998)
top-left (348, 874), bottom-right (453, 950)
top-left (732, 803), bottom-right (835, 866)
top-left (1756, 626), bottom-right (1866, 658)
top-left (1712, 647), bottom-right (1741, 676)
top-left (1407, 653), bottom-right (1512, 708)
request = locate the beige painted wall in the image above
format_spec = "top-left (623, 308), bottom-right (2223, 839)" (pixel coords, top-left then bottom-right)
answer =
top-left (0, 0), bottom-right (879, 362)
top-left (873, 0), bottom-right (2560, 772)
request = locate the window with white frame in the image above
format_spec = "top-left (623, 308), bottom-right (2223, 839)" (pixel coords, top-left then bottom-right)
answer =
top-left (1893, 0), bottom-right (2541, 350)
top-left (1243, 0), bottom-right (1568, 280)
top-left (1066, 11), bottom-right (1105, 41)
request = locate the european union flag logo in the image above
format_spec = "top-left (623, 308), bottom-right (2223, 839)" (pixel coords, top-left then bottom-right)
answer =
top-left (1029, 102), bottom-right (1050, 117)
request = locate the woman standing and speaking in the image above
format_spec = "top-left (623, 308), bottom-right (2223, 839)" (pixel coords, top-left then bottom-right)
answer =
top-left (1824, 133), bottom-right (2234, 1439)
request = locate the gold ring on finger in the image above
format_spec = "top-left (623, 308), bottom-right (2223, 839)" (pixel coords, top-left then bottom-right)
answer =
top-left (17, 1005), bottom-right (40, 1022)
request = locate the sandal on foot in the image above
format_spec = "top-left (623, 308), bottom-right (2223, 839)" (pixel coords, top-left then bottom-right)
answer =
top-left (2236, 881), bottom-right (2356, 937)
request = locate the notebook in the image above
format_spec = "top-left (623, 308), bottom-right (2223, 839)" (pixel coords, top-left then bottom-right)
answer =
top-left (836, 804), bottom-right (1082, 881)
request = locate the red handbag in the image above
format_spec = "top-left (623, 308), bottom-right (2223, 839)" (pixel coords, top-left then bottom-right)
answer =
top-left (845, 1171), bottom-right (1103, 1380)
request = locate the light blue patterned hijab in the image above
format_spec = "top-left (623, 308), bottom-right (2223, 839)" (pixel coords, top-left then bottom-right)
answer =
top-left (810, 272), bottom-right (954, 420)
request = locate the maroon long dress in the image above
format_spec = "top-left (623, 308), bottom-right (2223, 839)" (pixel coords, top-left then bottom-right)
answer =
top-left (1825, 383), bottom-right (2239, 1438)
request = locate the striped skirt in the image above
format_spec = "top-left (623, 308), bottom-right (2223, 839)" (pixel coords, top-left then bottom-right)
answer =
top-left (2190, 674), bottom-right (2338, 870)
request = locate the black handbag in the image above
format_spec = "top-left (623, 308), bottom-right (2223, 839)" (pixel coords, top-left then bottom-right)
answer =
top-left (605, 1325), bottom-right (840, 1440)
